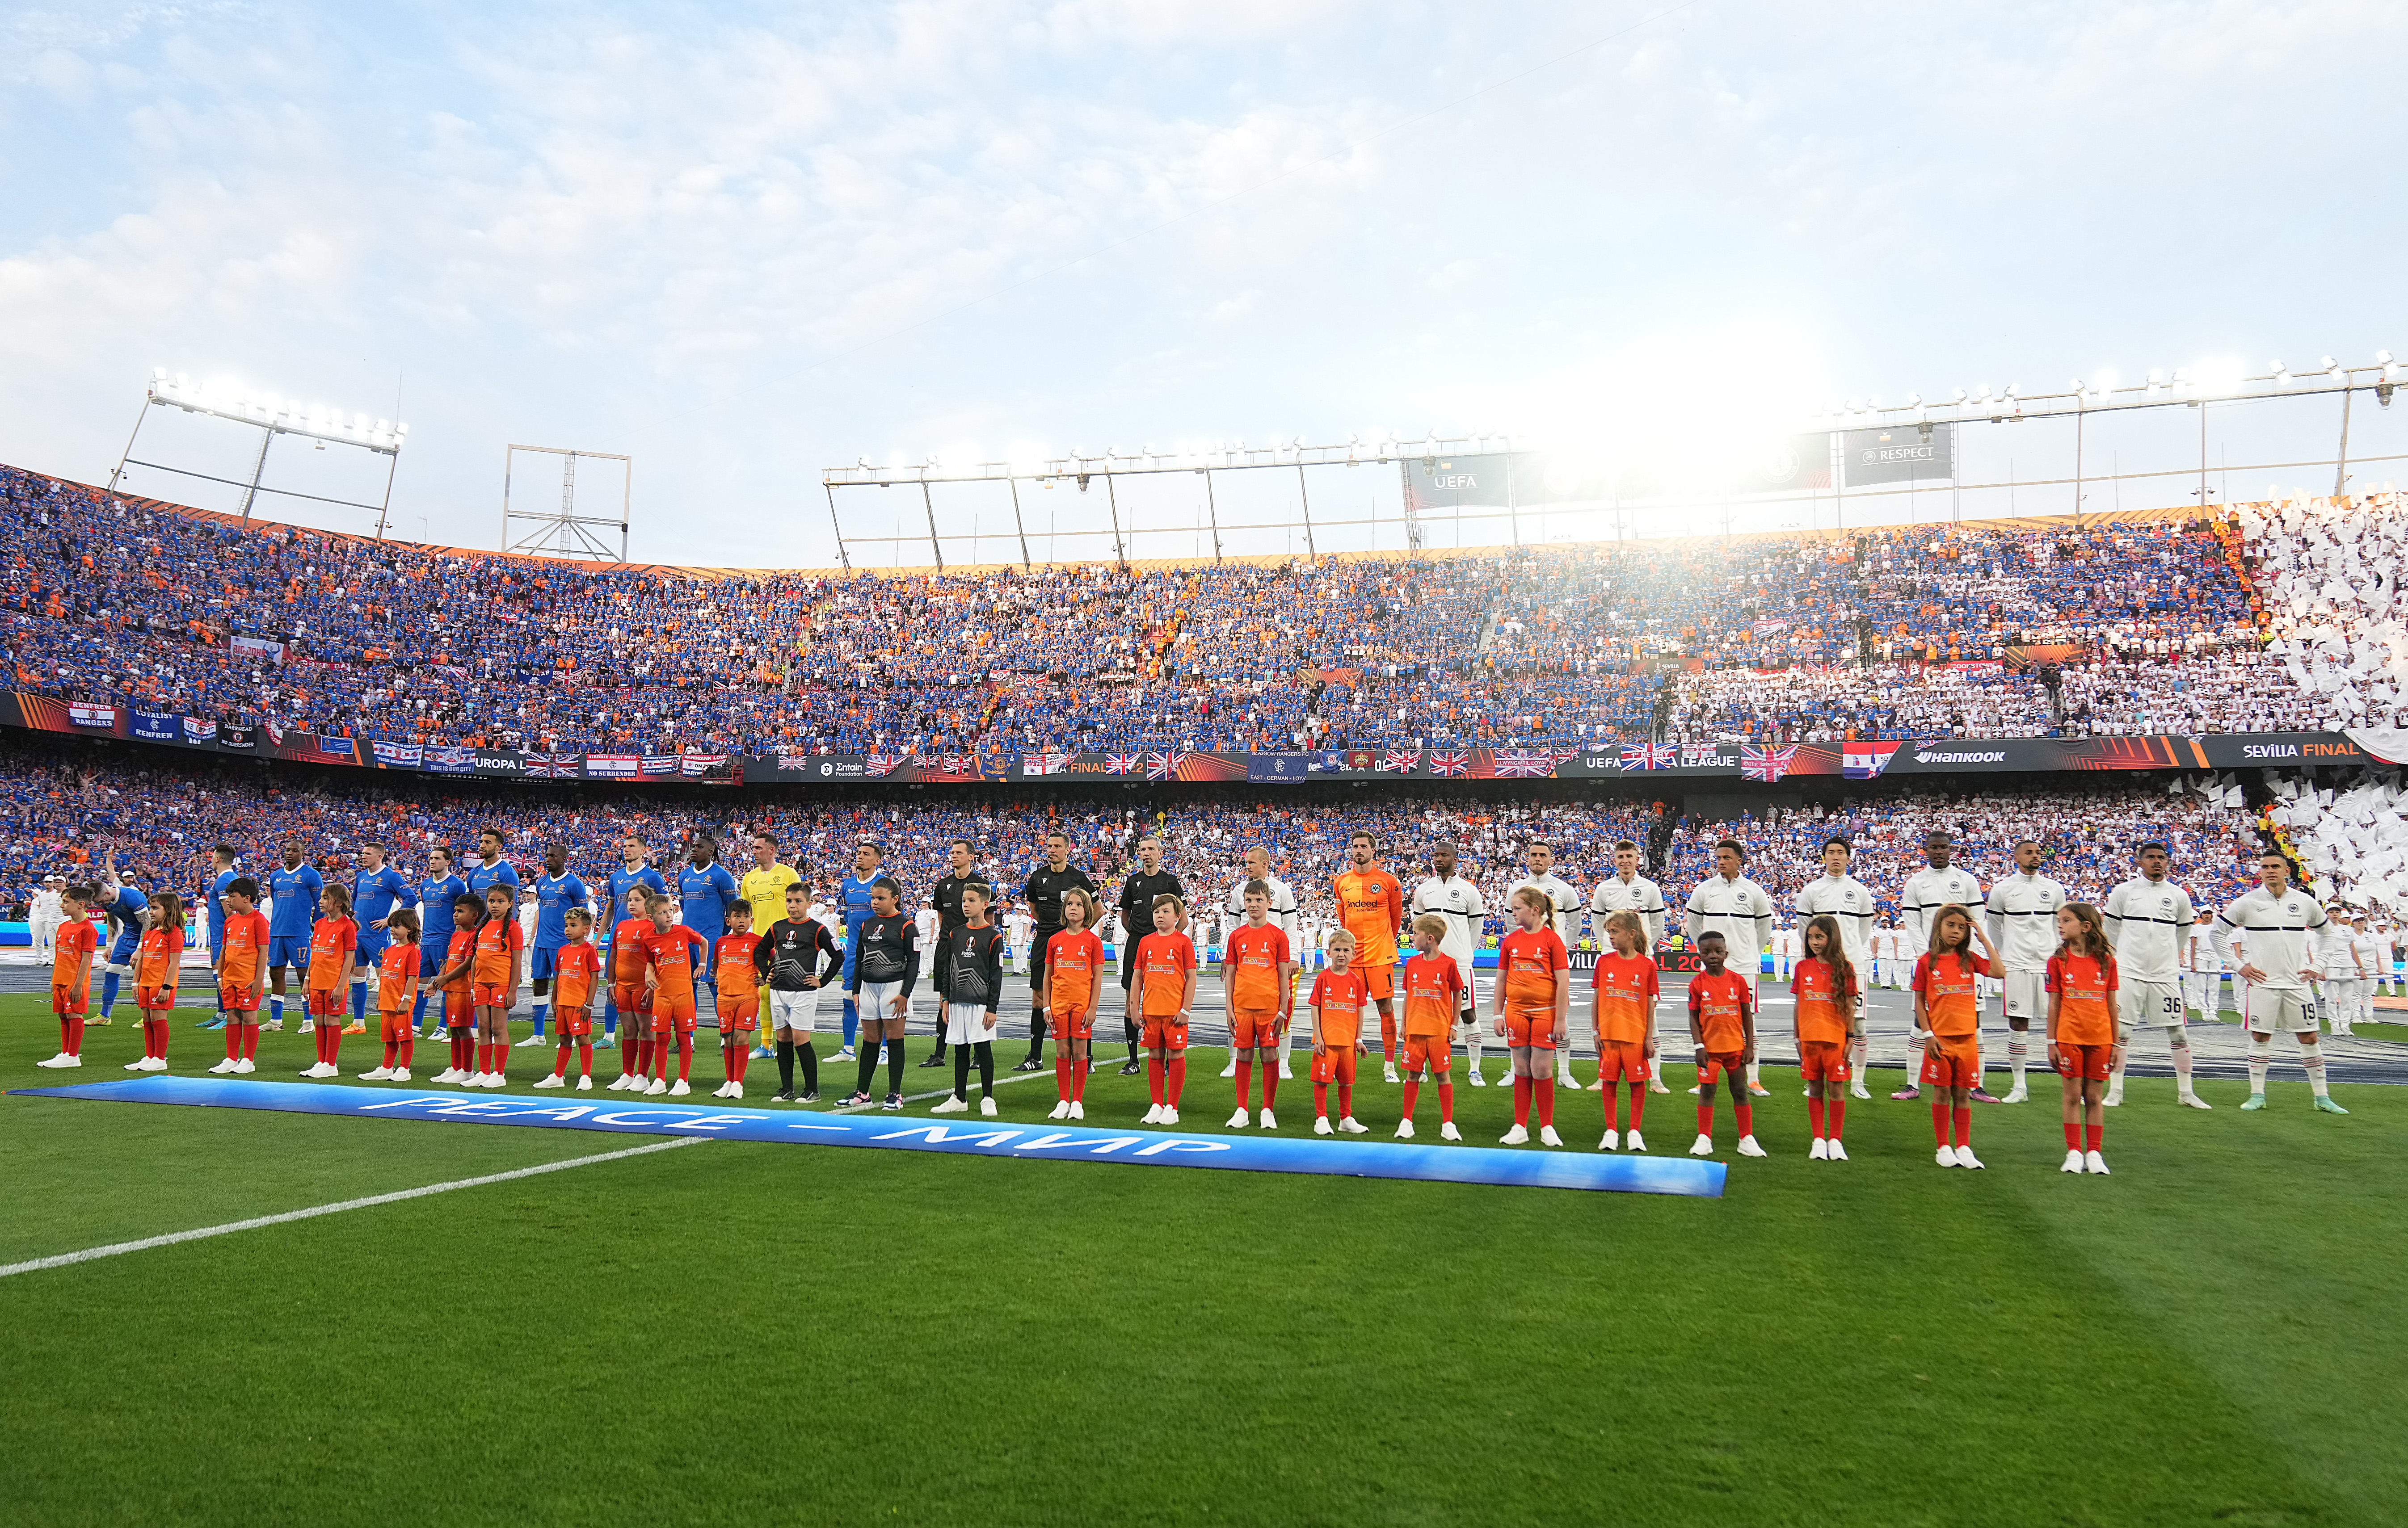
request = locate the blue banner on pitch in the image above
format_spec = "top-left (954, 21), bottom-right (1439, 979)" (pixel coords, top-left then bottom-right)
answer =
top-left (12, 1077), bottom-right (1723, 1197)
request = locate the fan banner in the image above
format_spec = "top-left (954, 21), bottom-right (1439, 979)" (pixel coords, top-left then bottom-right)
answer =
top-left (13, 1076), bottom-right (1726, 1199)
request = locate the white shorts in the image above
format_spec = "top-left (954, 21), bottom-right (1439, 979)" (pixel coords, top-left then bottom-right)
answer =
top-left (2244, 987), bottom-right (2316, 1035)
top-left (2118, 980), bottom-right (2186, 1031)
top-left (943, 1001), bottom-right (998, 1046)
top-left (767, 987), bottom-right (821, 1036)
top-left (855, 981), bottom-right (903, 1024)
top-left (2003, 970), bottom-right (2046, 1021)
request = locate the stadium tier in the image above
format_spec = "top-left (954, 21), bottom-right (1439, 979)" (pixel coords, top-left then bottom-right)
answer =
top-left (5, 462), bottom-right (2395, 782)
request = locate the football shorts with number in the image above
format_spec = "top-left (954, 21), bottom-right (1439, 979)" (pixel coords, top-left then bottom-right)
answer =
top-left (1920, 1034), bottom-right (1981, 1088)
top-left (1798, 1038), bottom-right (1852, 1082)
top-left (2244, 987), bottom-right (2315, 1034)
top-left (2118, 980), bottom-right (2185, 1029)
top-left (1358, 963), bottom-right (1395, 1003)
top-left (2054, 1041), bottom-right (2113, 1080)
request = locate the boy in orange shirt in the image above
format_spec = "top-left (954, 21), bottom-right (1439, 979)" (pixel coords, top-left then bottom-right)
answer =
top-left (361, 907), bottom-right (423, 1081)
top-left (640, 889), bottom-right (711, 1097)
top-left (1396, 914), bottom-right (1467, 1141)
top-left (1590, 909), bottom-right (1660, 1152)
top-left (1044, 889), bottom-right (1107, 1120)
top-left (535, 908), bottom-right (604, 1092)
top-left (713, 899), bottom-right (763, 1099)
top-left (428, 894), bottom-right (485, 1085)
top-left (37, 883), bottom-right (98, 1069)
top-left (469, 885), bottom-right (524, 1088)
top-left (302, 884), bottom-right (358, 1079)
top-left (1221, 880), bottom-right (1295, 1130)
top-left (2047, 903), bottom-right (2121, 1176)
top-left (1308, 931), bottom-right (1368, 1134)
top-left (609, 893), bottom-right (657, 1091)
top-left (1128, 894), bottom-right (1198, 1125)
top-left (126, 890), bottom-right (186, 1073)
top-left (1686, 932), bottom-right (1765, 1159)
top-left (207, 878), bottom-right (270, 1075)
top-left (1334, 832), bottom-right (1406, 1082)
top-left (1791, 913), bottom-right (1861, 1161)
top-left (1911, 903), bottom-right (2002, 1168)
top-left (1491, 886), bottom-right (1569, 1146)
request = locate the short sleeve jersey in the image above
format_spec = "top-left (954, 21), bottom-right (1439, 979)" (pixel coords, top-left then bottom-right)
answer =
top-left (1135, 930), bottom-right (1197, 1018)
top-left (1400, 950), bottom-right (1466, 1037)
top-left (2046, 950), bottom-right (2118, 1046)
top-left (1591, 952), bottom-right (1661, 1045)
top-left (552, 941), bottom-right (602, 1012)
top-left (1223, 921), bottom-right (1291, 1013)
top-left (1688, 968), bottom-right (1753, 1053)
top-left (216, 911), bottom-right (267, 994)
top-left (473, 916), bottom-right (525, 986)
top-left (1912, 949), bottom-right (1993, 1037)
top-left (378, 942), bottom-right (423, 1012)
top-left (1498, 926), bottom-right (1569, 1012)
top-left (1790, 955), bottom-right (1858, 1045)
top-left (1044, 928), bottom-right (1106, 1016)
top-left (441, 929), bottom-right (477, 995)
top-left (307, 916), bottom-right (358, 992)
top-left (1309, 968), bottom-right (1368, 1045)
top-left (714, 932), bottom-right (762, 999)
top-left (641, 924), bottom-right (707, 1002)
top-left (136, 925), bottom-right (184, 991)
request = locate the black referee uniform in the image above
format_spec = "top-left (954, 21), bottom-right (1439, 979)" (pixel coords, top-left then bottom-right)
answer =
top-left (1020, 861), bottom-right (1099, 1066)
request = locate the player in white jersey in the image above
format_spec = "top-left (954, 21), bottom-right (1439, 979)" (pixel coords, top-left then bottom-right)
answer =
top-left (2100, 843), bottom-right (2208, 1109)
top-left (2347, 916), bottom-right (2385, 1031)
top-left (2182, 923), bottom-right (2221, 1022)
top-left (1894, 831), bottom-right (1985, 1101)
top-left (1508, 839), bottom-right (1584, 1091)
top-left (1981, 838), bottom-right (2066, 1104)
top-left (1795, 835), bottom-right (1878, 1100)
top-left (1684, 836), bottom-right (1775, 1095)
top-left (2212, 850), bottom-right (2346, 1113)
top-left (1005, 907), bottom-right (1035, 974)
top-left (29, 875), bottom-right (66, 960)
top-left (1413, 841), bottom-right (1492, 1085)
top-left (2315, 907), bottom-right (2369, 1037)
top-left (1587, 840), bottom-right (1672, 1095)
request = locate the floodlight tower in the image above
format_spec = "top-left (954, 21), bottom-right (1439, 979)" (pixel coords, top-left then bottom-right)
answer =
top-left (501, 444), bottom-right (631, 561)
top-left (109, 368), bottom-right (408, 530)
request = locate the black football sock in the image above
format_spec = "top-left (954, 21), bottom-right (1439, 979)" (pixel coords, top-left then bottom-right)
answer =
top-left (953, 1042), bottom-right (972, 1101)
top-left (976, 1040), bottom-right (995, 1100)
top-left (1026, 1012), bottom-right (1047, 1063)
top-left (855, 1042), bottom-right (880, 1096)
top-left (885, 1037), bottom-right (904, 1095)
top-left (776, 1038), bottom-right (795, 1092)
top-left (799, 1040), bottom-right (818, 1094)
top-left (1124, 1015), bottom-right (1141, 1062)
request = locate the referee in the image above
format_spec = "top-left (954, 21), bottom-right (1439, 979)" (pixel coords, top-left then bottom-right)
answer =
top-left (1114, 832), bottom-right (1184, 1075)
top-left (1019, 830), bottom-right (1100, 1073)
top-left (922, 839), bottom-right (994, 1067)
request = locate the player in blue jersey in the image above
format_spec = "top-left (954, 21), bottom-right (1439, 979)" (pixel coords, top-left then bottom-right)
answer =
top-left (204, 844), bottom-right (240, 1029)
top-left (349, 841), bottom-right (417, 1035)
top-left (836, 840), bottom-right (888, 1058)
top-left (603, 835), bottom-right (666, 1043)
top-left (522, 842), bottom-right (591, 1047)
top-left (265, 840), bottom-right (325, 1031)
top-left (412, 846), bottom-right (469, 1036)
top-left (466, 826), bottom-right (522, 903)
top-left (678, 835), bottom-right (740, 999)
top-left (95, 865), bottom-right (150, 1025)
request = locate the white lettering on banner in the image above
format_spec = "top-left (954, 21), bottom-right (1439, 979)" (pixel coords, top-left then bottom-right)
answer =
top-left (1860, 445), bottom-right (1940, 462)
top-left (873, 1125), bottom-right (1025, 1148)
top-left (666, 1114), bottom-right (753, 1132)
top-left (1428, 473), bottom-right (1481, 489)
top-left (2244, 743), bottom-right (2299, 759)
top-left (1914, 749), bottom-right (2008, 764)
top-left (1012, 1133), bottom-right (1144, 1154)
top-left (1136, 1138), bottom-right (1236, 1157)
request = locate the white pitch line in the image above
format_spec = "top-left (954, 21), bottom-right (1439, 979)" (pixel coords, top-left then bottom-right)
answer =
top-left (0, 1135), bottom-right (705, 1280)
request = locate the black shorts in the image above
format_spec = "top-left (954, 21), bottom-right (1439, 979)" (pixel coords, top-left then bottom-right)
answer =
top-left (1028, 928), bottom-right (1059, 998)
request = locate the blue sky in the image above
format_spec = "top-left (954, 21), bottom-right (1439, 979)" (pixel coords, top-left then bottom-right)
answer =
top-left (4, 0), bottom-right (2405, 566)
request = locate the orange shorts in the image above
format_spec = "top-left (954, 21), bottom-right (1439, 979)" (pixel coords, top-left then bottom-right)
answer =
top-left (1230, 1008), bottom-right (1283, 1048)
top-left (1920, 1033), bottom-right (1981, 1089)
top-left (471, 982), bottom-right (512, 1009)
top-left (307, 987), bottom-right (344, 1018)
top-left (555, 1005), bottom-right (593, 1038)
top-left (51, 983), bottom-right (87, 1016)
top-left (2054, 1040), bottom-right (2113, 1081)
top-left (1052, 1006), bottom-right (1095, 1040)
top-left (1359, 964), bottom-right (1394, 1002)
top-left (223, 985), bottom-right (259, 1014)
top-left (1697, 1049), bottom-right (1747, 1085)
top-left (612, 982), bottom-right (650, 1017)
top-left (379, 1009), bottom-right (414, 1043)
top-left (444, 989), bottom-right (473, 1025)
top-left (1799, 1038), bottom-right (1853, 1083)
top-left (1401, 1033), bottom-right (1452, 1074)
top-left (137, 984), bottom-right (176, 1011)
top-left (1504, 1007), bottom-right (1560, 1050)
top-left (1311, 1046), bottom-right (1359, 1085)
top-left (651, 991), bottom-right (699, 1033)
top-left (1141, 1015), bottom-right (1189, 1051)
top-left (1596, 1038), bottom-right (1651, 1082)
top-left (716, 995), bottom-right (758, 1033)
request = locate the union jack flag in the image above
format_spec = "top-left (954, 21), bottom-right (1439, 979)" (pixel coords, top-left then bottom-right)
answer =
top-left (1103, 753), bottom-right (1142, 776)
top-left (1494, 750), bottom-right (1561, 778)
top-left (1620, 743), bottom-right (1676, 771)
top-left (1427, 751), bottom-right (1469, 777)
top-left (1741, 743), bottom-right (1801, 783)
top-left (866, 753), bottom-right (902, 776)
top-left (1381, 748), bottom-right (1420, 773)
top-left (1024, 750), bottom-right (1070, 777)
top-left (522, 751), bottom-right (582, 778)
top-left (938, 754), bottom-right (977, 776)
top-left (1146, 751), bottom-right (1187, 781)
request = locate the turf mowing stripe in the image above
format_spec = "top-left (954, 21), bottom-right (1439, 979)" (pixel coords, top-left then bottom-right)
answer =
top-left (0, 1135), bottom-right (704, 1280)
top-left (11, 1076), bottom-right (1725, 1195)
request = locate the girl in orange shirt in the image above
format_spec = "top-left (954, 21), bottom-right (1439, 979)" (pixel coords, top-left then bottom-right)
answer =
top-left (1490, 887), bottom-right (1569, 1147)
top-left (1589, 909), bottom-right (1659, 1153)
top-left (1790, 913), bottom-right (1861, 1161)
top-left (1044, 889), bottom-right (1107, 1121)
top-left (303, 885), bottom-right (358, 1078)
top-left (1128, 895), bottom-right (1198, 1125)
top-left (471, 886), bottom-right (525, 1088)
top-left (2047, 903), bottom-right (2121, 1176)
top-left (126, 891), bottom-right (185, 1073)
top-left (365, 907), bottom-right (423, 1082)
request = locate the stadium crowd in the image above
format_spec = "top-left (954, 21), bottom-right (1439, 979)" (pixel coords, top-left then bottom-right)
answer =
top-left (0, 461), bottom-right (2344, 758)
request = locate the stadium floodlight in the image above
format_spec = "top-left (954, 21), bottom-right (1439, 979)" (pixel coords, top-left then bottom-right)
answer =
top-left (108, 367), bottom-right (407, 531)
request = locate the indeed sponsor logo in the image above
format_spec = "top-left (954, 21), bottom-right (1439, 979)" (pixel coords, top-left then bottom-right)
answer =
top-left (1914, 749), bottom-right (2007, 764)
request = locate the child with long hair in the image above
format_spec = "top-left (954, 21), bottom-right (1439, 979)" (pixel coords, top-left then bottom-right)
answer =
top-left (2047, 903), bottom-right (2120, 1175)
top-left (1792, 913), bottom-right (1861, 1161)
top-left (1911, 904), bottom-right (2002, 1168)
top-left (302, 884), bottom-right (358, 1078)
top-left (1590, 909), bottom-right (1659, 1152)
top-left (126, 891), bottom-right (185, 1072)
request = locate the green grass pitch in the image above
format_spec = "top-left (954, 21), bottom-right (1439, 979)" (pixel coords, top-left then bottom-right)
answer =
top-left (0, 995), bottom-right (2400, 1527)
